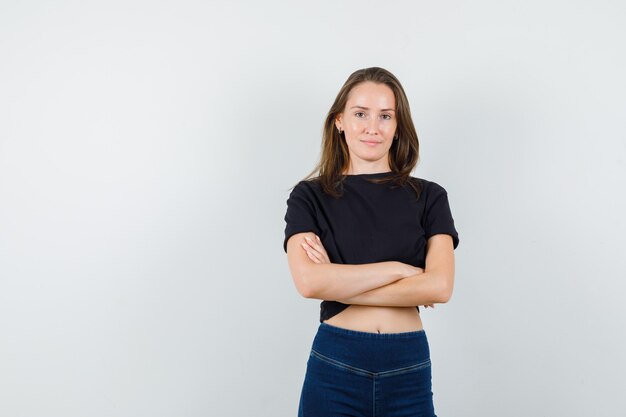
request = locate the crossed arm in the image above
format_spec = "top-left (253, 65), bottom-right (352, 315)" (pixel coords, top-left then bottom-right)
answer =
top-left (285, 232), bottom-right (455, 307)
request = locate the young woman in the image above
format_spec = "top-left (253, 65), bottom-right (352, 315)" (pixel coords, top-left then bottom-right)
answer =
top-left (283, 67), bottom-right (459, 417)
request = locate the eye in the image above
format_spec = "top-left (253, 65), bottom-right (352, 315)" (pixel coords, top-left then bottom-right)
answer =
top-left (355, 112), bottom-right (365, 118)
top-left (382, 114), bottom-right (392, 120)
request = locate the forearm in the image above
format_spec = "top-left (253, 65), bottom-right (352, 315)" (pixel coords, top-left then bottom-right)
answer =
top-left (335, 271), bottom-right (446, 307)
top-left (304, 261), bottom-right (406, 301)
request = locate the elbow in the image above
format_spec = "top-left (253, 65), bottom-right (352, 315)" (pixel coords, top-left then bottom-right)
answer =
top-left (294, 273), bottom-right (313, 298)
top-left (293, 265), bottom-right (318, 299)
top-left (439, 288), bottom-right (452, 304)
top-left (437, 276), bottom-right (454, 304)
top-left (299, 281), bottom-right (315, 299)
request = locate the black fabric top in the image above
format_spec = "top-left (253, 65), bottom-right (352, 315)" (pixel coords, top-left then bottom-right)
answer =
top-left (283, 171), bottom-right (460, 323)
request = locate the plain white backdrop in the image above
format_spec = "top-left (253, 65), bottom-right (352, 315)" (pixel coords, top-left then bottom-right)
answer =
top-left (1, 1), bottom-right (625, 416)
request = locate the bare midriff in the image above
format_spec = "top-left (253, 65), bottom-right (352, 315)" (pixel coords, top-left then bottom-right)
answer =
top-left (323, 305), bottom-right (423, 334)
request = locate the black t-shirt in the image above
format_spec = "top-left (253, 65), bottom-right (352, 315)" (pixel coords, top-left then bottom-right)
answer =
top-left (283, 171), bottom-right (460, 323)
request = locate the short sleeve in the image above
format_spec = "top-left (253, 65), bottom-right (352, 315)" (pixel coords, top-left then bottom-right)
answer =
top-left (423, 184), bottom-right (460, 250)
top-left (283, 182), bottom-right (322, 253)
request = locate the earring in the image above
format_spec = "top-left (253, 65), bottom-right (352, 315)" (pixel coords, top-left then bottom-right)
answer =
top-left (393, 134), bottom-right (398, 140)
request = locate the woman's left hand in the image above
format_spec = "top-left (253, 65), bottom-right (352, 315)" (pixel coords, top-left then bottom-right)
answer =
top-left (301, 235), bottom-right (330, 264)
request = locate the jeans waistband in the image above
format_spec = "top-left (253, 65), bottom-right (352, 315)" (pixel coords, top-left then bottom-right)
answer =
top-left (319, 322), bottom-right (426, 339)
top-left (311, 322), bottom-right (431, 373)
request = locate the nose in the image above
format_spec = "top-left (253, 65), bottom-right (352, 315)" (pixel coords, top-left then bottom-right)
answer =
top-left (366, 120), bottom-right (379, 135)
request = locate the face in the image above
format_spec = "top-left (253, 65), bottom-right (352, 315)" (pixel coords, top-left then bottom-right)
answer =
top-left (335, 81), bottom-right (398, 173)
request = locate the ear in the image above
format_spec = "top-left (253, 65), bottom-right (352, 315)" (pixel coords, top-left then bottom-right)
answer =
top-left (334, 114), bottom-right (343, 130)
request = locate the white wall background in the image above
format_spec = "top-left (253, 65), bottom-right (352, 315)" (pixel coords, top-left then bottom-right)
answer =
top-left (1, 1), bottom-right (625, 416)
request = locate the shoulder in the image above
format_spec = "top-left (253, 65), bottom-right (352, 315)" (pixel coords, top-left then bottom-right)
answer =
top-left (292, 177), bottom-right (321, 193)
top-left (288, 178), bottom-right (323, 202)
top-left (409, 176), bottom-right (448, 195)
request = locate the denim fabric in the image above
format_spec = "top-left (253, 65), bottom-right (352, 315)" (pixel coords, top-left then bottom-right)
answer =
top-left (298, 322), bottom-right (437, 417)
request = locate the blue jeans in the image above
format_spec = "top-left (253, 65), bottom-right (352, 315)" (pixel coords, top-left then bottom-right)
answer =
top-left (298, 322), bottom-right (437, 417)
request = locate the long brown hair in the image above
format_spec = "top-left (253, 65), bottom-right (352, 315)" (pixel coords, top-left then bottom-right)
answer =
top-left (295, 66), bottom-right (422, 200)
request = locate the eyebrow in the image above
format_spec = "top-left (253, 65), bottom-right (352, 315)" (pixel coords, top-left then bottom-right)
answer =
top-left (350, 106), bottom-right (395, 112)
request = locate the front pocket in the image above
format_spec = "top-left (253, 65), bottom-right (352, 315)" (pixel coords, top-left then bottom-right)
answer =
top-left (377, 358), bottom-right (431, 378)
top-left (310, 349), bottom-right (372, 377)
